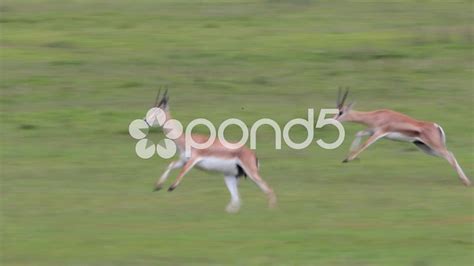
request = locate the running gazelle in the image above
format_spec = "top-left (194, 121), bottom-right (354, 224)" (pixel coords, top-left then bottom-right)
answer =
top-left (334, 88), bottom-right (471, 186)
top-left (149, 90), bottom-right (277, 213)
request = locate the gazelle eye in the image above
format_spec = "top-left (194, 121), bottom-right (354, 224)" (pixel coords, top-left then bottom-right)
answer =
top-left (339, 111), bottom-right (343, 115)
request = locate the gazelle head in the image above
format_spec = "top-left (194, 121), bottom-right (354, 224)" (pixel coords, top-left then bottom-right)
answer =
top-left (334, 87), bottom-right (354, 122)
top-left (144, 88), bottom-right (170, 127)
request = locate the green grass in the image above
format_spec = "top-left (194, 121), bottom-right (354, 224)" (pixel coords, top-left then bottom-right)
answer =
top-left (1, 0), bottom-right (473, 265)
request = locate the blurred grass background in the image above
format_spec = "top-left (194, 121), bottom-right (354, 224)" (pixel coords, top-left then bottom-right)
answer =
top-left (1, 0), bottom-right (473, 265)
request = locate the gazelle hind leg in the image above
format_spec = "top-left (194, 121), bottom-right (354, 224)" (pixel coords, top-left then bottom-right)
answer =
top-left (413, 141), bottom-right (438, 157)
top-left (440, 150), bottom-right (471, 186)
top-left (252, 173), bottom-right (277, 209)
top-left (419, 126), bottom-right (470, 186)
top-left (414, 141), bottom-right (470, 186)
top-left (224, 176), bottom-right (241, 213)
top-left (239, 160), bottom-right (277, 209)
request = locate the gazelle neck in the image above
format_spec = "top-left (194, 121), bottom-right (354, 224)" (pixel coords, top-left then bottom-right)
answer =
top-left (345, 110), bottom-right (375, 127)
top-left (162, 110), bottom-right (186, 147)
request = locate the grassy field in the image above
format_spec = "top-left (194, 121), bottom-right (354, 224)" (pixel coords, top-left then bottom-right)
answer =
top-left (1, 0), bottom-right (473, 265)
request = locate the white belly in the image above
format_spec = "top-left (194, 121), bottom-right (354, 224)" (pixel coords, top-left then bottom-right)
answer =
top-left (385, 132), bottom-right (417, 142)
top-left (196, 157), bottom-right (239, 176)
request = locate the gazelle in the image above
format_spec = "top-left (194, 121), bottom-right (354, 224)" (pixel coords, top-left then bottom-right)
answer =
top-left (334, 88), bottom-right (471, 186)
top-left (148, 90), bottom-right (277, 213)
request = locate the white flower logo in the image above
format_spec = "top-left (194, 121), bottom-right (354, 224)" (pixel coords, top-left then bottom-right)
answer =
top-left (128, 107), bottom-right (183, 159)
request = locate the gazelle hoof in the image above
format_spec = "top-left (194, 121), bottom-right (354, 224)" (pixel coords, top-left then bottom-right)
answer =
top-left (168, 186), bottom-right (175, 192)
top-left (225, 203), bottom-right (240, 213)
top-left (342, 158), bottom-right (349, 163)
top-left (153, 186), bottom-right (162, 192)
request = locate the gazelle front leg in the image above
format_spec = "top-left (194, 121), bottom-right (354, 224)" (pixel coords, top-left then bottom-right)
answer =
top-left (168, 157), bottom-right (201, 191)
top-left (349, 130), bottom-right (373, 152)
top-left (154, 160), bottom-right (185, 191)
top-left (224, 176), bottom-right (241, 213)
top-left (343, 131), bottom-right (387, 163)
